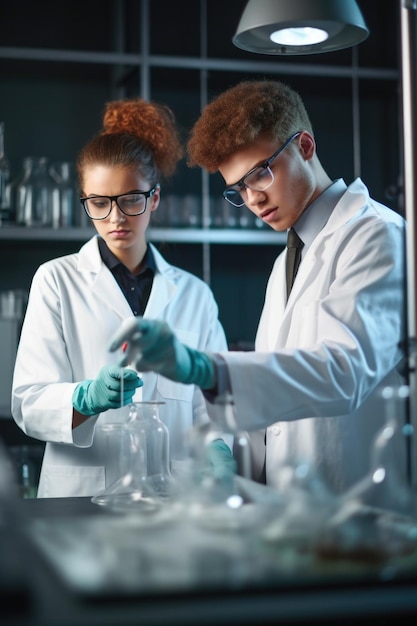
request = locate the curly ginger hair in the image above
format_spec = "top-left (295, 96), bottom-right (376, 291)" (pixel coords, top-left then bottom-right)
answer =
top-left (187, 80), bottom-right (314, 173)
top-left (77, 98), bottom-right (183, 191)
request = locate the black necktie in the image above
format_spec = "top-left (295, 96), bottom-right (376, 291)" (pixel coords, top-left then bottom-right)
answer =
top-left (285, 227), bottom-right (304, 300)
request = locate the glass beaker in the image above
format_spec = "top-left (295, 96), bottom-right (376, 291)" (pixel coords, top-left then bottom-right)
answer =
top-left (16, 157), bottom-right (54, 227)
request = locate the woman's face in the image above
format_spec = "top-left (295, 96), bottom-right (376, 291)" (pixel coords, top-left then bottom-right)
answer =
top-left (81, 164), bottom-right (160, 266)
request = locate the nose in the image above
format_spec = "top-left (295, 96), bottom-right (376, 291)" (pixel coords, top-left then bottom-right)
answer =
top-left (109, 200), bottom-right (126, 222)
top-left (244, 186), bottom-right (267, 206)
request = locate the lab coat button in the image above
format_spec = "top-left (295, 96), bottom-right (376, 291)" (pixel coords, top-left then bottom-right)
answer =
top-left (271, 426), bottom-right (281, 436)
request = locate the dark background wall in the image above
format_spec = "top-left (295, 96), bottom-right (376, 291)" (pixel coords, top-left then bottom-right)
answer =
top-left (0, 0), bottom-right (403, 447)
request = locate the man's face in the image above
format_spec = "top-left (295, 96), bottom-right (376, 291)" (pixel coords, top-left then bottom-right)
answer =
top-left (218, 131), bottom-right (317, 232)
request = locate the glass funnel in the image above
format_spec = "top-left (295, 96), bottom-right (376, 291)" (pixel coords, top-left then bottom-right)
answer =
top-left (91, 402), bottom-right (177, 517)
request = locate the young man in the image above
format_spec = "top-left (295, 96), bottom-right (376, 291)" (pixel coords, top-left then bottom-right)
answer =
top-left (110, 80), bottom-right (407, 497)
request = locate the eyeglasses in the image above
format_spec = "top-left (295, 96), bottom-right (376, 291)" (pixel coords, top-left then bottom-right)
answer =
top-left (222, 132), bottom-right (301, 207)
top-left (80, 186), bottom-right (158, 220)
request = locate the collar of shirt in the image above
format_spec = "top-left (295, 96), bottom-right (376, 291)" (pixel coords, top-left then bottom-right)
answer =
top-left (293, 178), bottom-right (347, 257)
top-left (98, 237), bottom-right (155, 316)
top-left (97, 237), bottom-right (156, 275)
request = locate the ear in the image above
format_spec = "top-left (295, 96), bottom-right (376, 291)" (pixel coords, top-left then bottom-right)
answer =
top-left (149, 183), bottom-right (161, 213)
top-left (298, 131), bottom-right (316, 161)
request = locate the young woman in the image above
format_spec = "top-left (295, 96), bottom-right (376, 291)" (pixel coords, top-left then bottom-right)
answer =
top-left (11, 98), bottom-right (228, 498)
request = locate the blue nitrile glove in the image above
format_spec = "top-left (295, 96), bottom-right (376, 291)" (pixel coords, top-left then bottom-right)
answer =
top-left (207, 439), bottom-right (237, 483)
top-left (108, 317), bottom-right (217, 390)
top-left (72, 364), bottom-right (142, 417)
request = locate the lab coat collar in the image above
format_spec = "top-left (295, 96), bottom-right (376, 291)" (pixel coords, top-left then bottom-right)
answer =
top-left (143, 243), bottom-right (179, 318)
top-left (77, 236), bottom-right (178, 320)
top-left (259, 178), bottom-right (376, 348)
top-left (320, 178), bottom-right (371, 236)
top-left (285, 178), bottom-right (371, 305)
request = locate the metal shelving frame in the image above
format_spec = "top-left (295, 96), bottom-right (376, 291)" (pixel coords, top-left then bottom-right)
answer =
top-left (0, 0), bottom-right (399, 282)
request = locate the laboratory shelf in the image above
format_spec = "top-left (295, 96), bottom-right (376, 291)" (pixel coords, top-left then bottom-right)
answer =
top-left (0, 46), bottom-right (399, 81)
top-left (0, 226), bottom-right (287, 246)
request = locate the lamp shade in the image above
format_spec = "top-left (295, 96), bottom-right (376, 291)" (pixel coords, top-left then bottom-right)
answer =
top-left (233, 0), bottom-right (369, 55)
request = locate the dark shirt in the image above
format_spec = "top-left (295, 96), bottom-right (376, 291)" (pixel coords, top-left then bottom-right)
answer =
top-left (98, 237), bottom-right (155, 316)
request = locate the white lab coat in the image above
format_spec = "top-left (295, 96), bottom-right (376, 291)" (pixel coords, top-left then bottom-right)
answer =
top-left (12, 237), bottom-right (228, 497)
top-left (208, 179), bottom-right (407, 495)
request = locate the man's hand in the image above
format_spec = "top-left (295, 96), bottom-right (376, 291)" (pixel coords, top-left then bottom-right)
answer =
top-left (108, 317), bottom-right (217, 389)
top-left (207, 439), bottom-right (237, 482)
top-left (72, 364), bottom-right (142, 416)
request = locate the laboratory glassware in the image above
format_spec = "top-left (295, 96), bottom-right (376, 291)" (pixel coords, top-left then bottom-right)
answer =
top-left (16, 157), bottom-right (55, 227)
top-left (0, 122), bottom-right (11, 223)
top-left (92, 402), bottom-right (178, 518)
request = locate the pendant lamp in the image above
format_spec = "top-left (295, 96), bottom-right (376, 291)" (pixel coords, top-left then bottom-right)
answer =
top-left (233, 0), bottom-right (369, 55)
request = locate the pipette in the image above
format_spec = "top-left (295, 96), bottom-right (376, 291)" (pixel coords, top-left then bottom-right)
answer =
top-left (120, 342), bottom-right (128, 408)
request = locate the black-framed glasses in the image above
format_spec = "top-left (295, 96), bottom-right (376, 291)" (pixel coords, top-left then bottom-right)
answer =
top-left (80, 186), bottom-right (158, 220)
top-left (223, 132), bottom-right (301, 207)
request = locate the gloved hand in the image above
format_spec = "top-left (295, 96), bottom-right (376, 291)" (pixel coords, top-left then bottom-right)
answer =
top-left (108, 317), bottom-right (217, 390)
top-left (72, 364), bottom-right (142, 417)
top-left (206, 439), bottom-right (237, 483)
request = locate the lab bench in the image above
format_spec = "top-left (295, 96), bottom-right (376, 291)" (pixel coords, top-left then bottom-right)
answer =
top-left (2, 495), bottom-right (417, 626)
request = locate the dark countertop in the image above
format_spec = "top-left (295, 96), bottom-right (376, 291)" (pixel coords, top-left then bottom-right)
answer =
top-left (2, 496), bottom-right (417, 626)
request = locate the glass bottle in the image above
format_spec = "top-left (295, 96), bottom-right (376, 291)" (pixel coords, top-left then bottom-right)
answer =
top-left (0, 122), bottom-right (11, 223)
top-left (16, 157), bottom-right (54, 227)
top-left (91, 402), bottom-right (177, 516)
top-left (49, 161), bottom-right (76, 228)
top-left (16, 446), bottom-right (37, 499)
top-left (130, 401), bottom-right (175, 500)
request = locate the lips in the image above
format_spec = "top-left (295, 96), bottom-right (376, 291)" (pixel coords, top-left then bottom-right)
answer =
top-left (260, 207), bottom-right (277, 221)
top-left (110, 229), bottom-right (130, 237)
